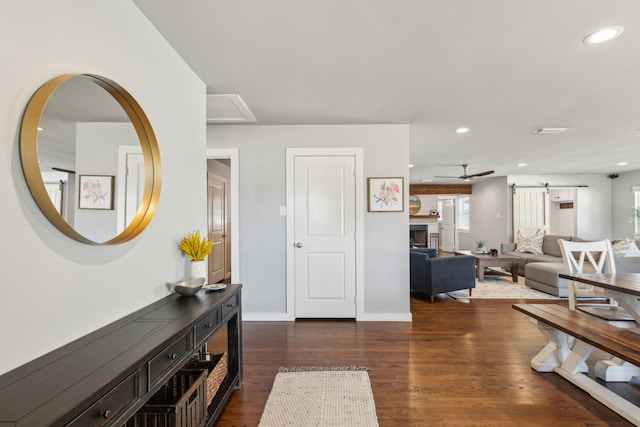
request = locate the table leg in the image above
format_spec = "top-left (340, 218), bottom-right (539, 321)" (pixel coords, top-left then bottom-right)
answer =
top-left (476, 260), bottom-right (484, 282)
top-left (511, 262), bottom-right (518, 282)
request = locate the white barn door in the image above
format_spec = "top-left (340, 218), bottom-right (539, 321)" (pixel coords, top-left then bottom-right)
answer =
top-left (512, 188), bottom-right (549, 237)
top-left (293, 155), bottom-right (356, 318)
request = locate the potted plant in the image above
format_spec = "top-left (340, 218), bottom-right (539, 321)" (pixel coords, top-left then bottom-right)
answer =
top-left (475, 239), bottom-right (487, 254)
top-left (179, 230), bottom-right (214, 280)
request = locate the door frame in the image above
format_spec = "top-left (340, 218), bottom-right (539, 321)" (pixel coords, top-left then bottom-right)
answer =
top-left (286, 147), bottom-right (364, 321)
top-left (206, 148), bottom-right (240, 284)
top-left (116, 145), bottom-right (141, 233)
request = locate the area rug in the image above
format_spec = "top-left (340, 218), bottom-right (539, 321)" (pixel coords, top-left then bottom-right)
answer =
top-left (447, 273), bottom-right (560, 300)
top-left (258, 367), bottom-right (379, 427)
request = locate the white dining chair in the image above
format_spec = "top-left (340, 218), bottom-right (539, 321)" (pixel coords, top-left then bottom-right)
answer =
top-left (558, 239), bottom-right (639, 381)
top-left (557, 239), bottom-right (616, 311)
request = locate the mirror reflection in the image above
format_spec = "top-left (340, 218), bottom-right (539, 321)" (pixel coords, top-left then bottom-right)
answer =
top-left (21, 74), bottom-right (161, 245)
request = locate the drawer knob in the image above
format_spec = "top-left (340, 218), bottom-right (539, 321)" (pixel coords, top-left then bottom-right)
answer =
top-left (226, 303), bottom-right (236, 308)
top-left (100, 409), bottom-right (111, 419)
top-left (207, 322), bottom-right (213, 327)
top-left (169, 353), bottom-right (177, 360)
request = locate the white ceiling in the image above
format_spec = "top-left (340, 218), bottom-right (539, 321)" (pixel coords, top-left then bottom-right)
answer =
top-left (132, 0), bottom-right (640, 183)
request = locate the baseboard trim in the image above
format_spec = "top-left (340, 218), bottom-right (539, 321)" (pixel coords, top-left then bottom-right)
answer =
top-left (357, 312), bottom-right (413, 322)
top-left (242, 312), bottom-right (295, 321)
top-left (242, 312), bottom-right (413, 322)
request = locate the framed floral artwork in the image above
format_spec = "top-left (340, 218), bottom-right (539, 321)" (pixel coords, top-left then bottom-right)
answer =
top-left (79, 175), bottom-right (114, 210)
top-left (368, 177), bottom-right (404, 212)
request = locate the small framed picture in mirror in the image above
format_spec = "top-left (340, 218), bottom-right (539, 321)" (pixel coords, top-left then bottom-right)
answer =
top-left (79, 175), bottom-right (114, 210)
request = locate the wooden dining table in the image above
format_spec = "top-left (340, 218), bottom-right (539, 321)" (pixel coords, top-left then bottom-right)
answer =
top-left (558, 272), bottom-right (640, 323)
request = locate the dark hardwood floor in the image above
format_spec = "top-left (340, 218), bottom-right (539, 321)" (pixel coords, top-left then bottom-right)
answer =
top-left (213, 294), bottom-right (634, 426)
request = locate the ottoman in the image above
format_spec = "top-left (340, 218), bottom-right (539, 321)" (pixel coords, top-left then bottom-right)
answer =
top-left (524, 262), bottom-right (568, 297)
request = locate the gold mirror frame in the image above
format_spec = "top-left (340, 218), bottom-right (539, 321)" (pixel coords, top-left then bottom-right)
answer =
top-left (20, 74), bottom-right (161, 245)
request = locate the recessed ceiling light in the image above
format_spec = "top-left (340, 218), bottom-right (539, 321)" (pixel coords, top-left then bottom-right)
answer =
top-left (421, 179), bottom-right (433, 182)
top-left (583, 26), bottom-right (624, 44)
top-left (37, 126), bottom-right (44, 131)
top-left (454, 127), bottom-right (470, 134)
top-left (617, 162), bottom-right (628, 166)
top-left (517, 163), bottom-right (528, 167)
top-left (408, 164), bottom-right (414, 168)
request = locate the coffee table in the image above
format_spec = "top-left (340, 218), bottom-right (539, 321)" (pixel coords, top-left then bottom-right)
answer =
top-left (454, 250), bottom-right (519, 282)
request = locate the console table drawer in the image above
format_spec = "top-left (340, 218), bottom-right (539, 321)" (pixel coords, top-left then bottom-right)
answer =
top-left (67, 370), bottom-right (139, 426)
top-left (221, 293), bottom-right (239, 320)
top-left (148, 331), bottom-right (191, 388)
top-left (194, 308), bottom-right (220, 347)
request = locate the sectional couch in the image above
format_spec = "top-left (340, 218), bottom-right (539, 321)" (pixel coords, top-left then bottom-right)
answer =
top-left (501, 235), bottom-right (640, 297)
top-left (500, 234), bottom-right (571, 275)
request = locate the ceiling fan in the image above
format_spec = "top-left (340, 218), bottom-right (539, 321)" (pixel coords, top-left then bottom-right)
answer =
top-left (434, 164), bottom-right (495, 181)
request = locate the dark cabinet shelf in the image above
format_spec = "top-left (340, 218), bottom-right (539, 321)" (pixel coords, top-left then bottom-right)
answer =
top-left (0, 284), bottom-right (243, 427)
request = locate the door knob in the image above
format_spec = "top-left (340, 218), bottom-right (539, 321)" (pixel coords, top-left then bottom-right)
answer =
top-left (295, 242), bottom-right (303, 248)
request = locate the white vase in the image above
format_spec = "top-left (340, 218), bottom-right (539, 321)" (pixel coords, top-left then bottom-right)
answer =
top-left (189, 260), bottom-right (207, 282)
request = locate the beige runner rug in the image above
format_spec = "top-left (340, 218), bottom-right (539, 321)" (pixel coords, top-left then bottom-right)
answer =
top-left (258, 367), bottom-right (379, 427)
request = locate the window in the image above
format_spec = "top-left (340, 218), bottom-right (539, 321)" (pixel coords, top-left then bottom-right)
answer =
top-left (457, 196), bottom-right (470, 231)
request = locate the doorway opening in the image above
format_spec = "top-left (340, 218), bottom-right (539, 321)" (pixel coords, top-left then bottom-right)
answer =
top-left (206, 148), bottom-right (240, 285)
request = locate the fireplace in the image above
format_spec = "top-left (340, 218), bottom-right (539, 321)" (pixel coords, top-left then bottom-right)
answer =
top-left (410, 224), bottom-right (428, 247)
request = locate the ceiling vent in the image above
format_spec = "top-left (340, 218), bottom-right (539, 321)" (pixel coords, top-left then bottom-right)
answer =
top-left (532, 127), bottom-right (570, 134)
top-left (206, 94), bottom-right (256, 123)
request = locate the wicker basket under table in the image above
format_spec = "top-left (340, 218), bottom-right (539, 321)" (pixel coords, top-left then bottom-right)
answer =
top-left (184, 353), bottom-right (228, 407)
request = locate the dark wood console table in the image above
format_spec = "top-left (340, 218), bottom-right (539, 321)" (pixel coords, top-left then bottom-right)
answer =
top-left (0, 284), bottom-right (242, 426)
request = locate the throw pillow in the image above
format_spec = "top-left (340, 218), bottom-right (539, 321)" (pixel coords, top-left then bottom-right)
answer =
top-left (611, 238), bottom-right (640, 257)
top-left (515, 230), bottom-right (544, 254)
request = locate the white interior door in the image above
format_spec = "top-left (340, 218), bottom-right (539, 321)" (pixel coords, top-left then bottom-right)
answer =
top-left (44, 181), bottom-right (64, 215)
top-left (207, 172), bottom-right (226, 284)
top-left (441, 199), bottom-right (456, 252)
top-left (117, 147), bottom-right (144, 233)
top-left (293, 155), bottom-right (356, 318)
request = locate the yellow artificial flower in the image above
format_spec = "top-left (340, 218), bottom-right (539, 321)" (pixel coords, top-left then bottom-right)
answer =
top-left (178, 230), bottom-right (213, 261)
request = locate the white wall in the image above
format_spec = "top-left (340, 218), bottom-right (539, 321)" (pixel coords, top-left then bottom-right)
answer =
top-left (611, 170), bottom-right (640, 238)
top-left (506, 174), bottom-right (612, 240)
top-left (469, 174), bottom-right (613, 249)
top-left (75, 122), bottom-right (137, 241)
top-left (0, 0), bottom-right (206, 375)
top-left (469, 176), bottom-right (510, 250)
top-left (207, 125), bottom-right (411, 320)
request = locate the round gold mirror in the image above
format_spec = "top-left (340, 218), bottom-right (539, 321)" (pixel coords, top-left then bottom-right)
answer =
top-left (20, 74), bottom-right (161, 245)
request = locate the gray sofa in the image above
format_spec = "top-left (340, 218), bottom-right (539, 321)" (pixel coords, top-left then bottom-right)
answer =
top-left (500, 234), bottom-right (572, 275)
top-left (502, 235), bottom-right (640, 296)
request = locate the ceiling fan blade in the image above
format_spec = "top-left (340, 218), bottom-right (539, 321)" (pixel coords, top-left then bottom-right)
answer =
top-left (432, 166), bottom-right (494, 180)
top-left (464, 170), bottom-right (495, 178)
